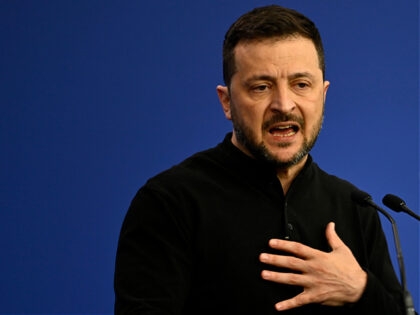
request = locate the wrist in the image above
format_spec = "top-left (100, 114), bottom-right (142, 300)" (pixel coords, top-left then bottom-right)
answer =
top-left (349, 269), bottom-right (368, 303)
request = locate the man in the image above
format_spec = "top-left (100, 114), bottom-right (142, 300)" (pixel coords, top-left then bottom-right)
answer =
top-left (114, 5), bottom-right (404, 314)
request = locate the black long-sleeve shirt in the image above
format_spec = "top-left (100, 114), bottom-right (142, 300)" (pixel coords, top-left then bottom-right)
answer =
top-left (115, 133), bottom-right (404, 314)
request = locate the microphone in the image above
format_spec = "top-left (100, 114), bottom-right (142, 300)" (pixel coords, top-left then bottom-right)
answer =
top-left (351, 190), bottom-right (416, 315)
top-left (383, 194), bottom-right (420, 221)
top-left (351, 190), bottom-right (395, 222)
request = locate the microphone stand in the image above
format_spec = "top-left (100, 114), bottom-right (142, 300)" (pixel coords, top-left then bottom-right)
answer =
top-left (363, 197), bottom-right (416, 315)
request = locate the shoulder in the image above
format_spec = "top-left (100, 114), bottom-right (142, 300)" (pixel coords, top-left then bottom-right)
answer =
top-left (147, 144), bottom-right (223, 187)
top-left (310, 162), bottom-right (358, 197)
top-left (124, 147), bottom-right (221, 225)
top-left (133, 141), bottom-right (233, 207)
top-left (309, 161), bottom-right (378, 219)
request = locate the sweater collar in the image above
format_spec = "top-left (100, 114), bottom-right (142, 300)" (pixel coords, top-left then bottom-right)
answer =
top-left (217, 132), bottom-right (314, 189)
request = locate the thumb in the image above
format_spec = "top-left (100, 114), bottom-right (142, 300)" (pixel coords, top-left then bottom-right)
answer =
top-left (326, 222), bottom-right (345, 250)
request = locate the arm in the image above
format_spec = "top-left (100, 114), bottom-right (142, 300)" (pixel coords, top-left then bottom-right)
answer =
top-left (114, 186), bottom-right (193, 315)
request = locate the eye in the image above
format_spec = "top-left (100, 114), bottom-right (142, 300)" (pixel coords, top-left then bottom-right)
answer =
top-left (296, 82), bottom-right (309, 89)
top-left (252, 84), bottom-right (270, 92)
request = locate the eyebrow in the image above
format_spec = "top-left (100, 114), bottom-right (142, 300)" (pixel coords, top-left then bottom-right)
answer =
top-left (288, 72), bottom-right (315, 81)
top-left (244, 72), bottom-right (316, 85)
top-left (244, 75), bottom-right (276, 85)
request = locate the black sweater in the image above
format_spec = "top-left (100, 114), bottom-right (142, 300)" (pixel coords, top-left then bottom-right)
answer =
top-left (115, 134), bottom-right (404, 314)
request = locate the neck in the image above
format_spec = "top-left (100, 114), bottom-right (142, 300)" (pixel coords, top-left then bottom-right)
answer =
top-left (276, 155), bottom-right (307, 195)
top-left (230, 132), bottom-right (308, 195)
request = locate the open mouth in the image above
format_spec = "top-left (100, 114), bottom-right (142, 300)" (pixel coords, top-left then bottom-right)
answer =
top-left (269, 124), bottom-right (299, 137)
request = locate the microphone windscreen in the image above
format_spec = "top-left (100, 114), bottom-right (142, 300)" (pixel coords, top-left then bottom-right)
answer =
top-left (382, 194), bottom-right (404, 212)
top-left (351, 190), bottom-right (372, 205)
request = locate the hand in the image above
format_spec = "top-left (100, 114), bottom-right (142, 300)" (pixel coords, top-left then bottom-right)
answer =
top-left (259, 222), bottom-right (367, 311)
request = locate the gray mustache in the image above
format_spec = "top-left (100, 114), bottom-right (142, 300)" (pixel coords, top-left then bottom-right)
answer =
top-left (262, 114), bottom-right (304, 130)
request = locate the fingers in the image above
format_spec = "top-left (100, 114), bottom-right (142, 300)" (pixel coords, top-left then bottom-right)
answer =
top-left (274, 292), bottom-right (311, 311)
top-left (267, 238), bottom-right (320, 259)
top-left (325, 222), bottom-right (345, 250)
top-left (261, 270), bottom-right (309, 287)
top-left (259, 253), bottom-right (305, 271)
top-left (262, 224), bottom-right (362, 311)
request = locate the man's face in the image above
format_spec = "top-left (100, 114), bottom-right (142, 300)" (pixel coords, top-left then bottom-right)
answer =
top-left (217, 36), bottom-right (329, 168)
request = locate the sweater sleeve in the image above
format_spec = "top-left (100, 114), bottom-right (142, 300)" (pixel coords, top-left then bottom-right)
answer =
top-left (350, 207), bottom-right (405, 314)
top-left (114, 185), bottom-right (193, 315)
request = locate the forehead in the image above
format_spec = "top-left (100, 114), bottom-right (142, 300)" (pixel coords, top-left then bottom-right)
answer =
top-left (233, 36), bottom-right (321, 76)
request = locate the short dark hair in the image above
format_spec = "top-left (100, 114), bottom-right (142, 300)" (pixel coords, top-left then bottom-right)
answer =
top-left (222, 5), bottom-right (325, 87)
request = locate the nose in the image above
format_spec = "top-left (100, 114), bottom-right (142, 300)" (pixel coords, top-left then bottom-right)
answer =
top-left (269, 84), bottom-right (295, 114)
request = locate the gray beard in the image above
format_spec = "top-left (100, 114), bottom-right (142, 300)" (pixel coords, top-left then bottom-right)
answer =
top-left (231, 107), bottom-right (323, 169)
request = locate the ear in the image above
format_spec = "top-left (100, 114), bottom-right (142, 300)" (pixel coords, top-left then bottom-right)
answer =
top-left (216, 85), bottom-right (232, 120)
top-left (323, 80), bottom-right (330, 103)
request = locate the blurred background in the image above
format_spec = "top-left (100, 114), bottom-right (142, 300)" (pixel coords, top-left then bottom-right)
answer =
top-left (1, 0), bottom-right (418, 313)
